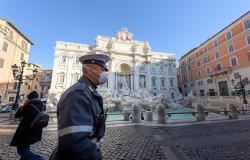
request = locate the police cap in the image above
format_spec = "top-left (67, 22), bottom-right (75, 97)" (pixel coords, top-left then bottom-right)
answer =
top-left (79, 53), bottom-right (110, 71)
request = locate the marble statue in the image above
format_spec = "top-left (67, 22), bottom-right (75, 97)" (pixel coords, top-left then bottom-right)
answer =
top-left (116, 27), bottom-right (133, 41)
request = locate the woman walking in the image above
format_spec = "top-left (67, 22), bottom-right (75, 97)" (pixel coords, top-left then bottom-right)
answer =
top-left (10, 91), bottom-right (45, 160)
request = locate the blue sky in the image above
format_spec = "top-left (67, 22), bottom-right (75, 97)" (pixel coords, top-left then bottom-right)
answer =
top-left (0, 0), bottom-right (249, 69)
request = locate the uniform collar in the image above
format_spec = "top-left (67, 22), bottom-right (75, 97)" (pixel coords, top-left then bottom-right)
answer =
top-left (78, 76), bottom-right (97, 90)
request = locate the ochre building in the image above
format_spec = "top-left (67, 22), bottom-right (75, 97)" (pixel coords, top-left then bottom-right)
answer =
top-left (178, 11), bottom-right (250, 97)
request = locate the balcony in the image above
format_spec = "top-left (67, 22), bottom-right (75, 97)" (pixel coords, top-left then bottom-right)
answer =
top-left (7, 90), bottom-right (17, 94)
top-left (209, 67), bottom-right (232, 78)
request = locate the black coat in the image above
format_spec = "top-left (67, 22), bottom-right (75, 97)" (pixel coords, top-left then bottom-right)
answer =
top-left (10, 99), bottom-right (45, 146)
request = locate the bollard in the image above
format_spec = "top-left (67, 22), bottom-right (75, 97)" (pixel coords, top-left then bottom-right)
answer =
top-left (195, 103), bottom-right (205, 121)
top-left (145, 111), bottom-right (153, 121)
top-left (132, 104), bottom-right (140, 123)
top-left (227, 103), bottom-right (238, 119)
top-left (157, 104), bottom-right (166, 124)
top-left (123, 110), bottom-right (130, 121)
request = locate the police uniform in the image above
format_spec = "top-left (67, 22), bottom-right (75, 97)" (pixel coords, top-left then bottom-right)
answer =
top-left (50, 54), bottom-right (109, 160)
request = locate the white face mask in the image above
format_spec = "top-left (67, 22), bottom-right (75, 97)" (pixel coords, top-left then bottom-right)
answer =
top-left (99, 71), bottom-right (108, 85)
top-left (83, 65), bottom-right (108, 85)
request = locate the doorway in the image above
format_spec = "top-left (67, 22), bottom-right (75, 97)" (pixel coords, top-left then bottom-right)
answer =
top-left (218, 81), bottom-right (229, 96)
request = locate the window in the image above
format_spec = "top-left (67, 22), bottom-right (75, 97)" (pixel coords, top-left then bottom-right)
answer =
top-left (5, 26), bottom-right (13, 39)
top-left (184, 84), bottom-right (187, 88)
top-left (188, 64), bottom-right (192, 70)
top-left (34, 85), bottom-right (37, 89)
top-left (61, 55), bottom-right (67, 64)
top-left (170, 79), bottom-right (174, 87)
top-left (168, 63), bottom-right (172, 71)
top-left (75, 57), bottom-right (80, 65)
top-left (228, 44), bottom-right (234, 53)
top-left (216, 63), bottom-right (222, 71)
top-left (204, 47), bottom-right (208, 53)
top-left (20, 53), bottom-right (24, 61)
top-left (196, 61), bottom-right (201, 67)
top-left (21, 40), bottom-right (28, 50)
top-left (213, 40), bottom-right (218, 47)
top-left (215, 51), bottom-right (220, 59)
top-left (204, 57), bottom-right (209, 64)
top-left (226, 32), bottom-right (232, 40)
top-left (244, 19), bottom-right (250, 30)
top-left (198, 70), bottom-right (202, 79)
top-left (248, 51), bottom-right (250, 61)
top-left (13, 82), bottom-right (18, 90)
top-left (198, 81), bottom-right (203, 85)
top-left (196, 52), bottom-right (200, 57)
top-left (2, 42), bottom-right (8, 52)
top-left (72, 74), bottom-right (79, 84)
top-left (231, 57), bottom-right (237, 66)
top-left (150, 63), bottom-right (155, 71)
top-left (160, 77), bottom-right (165, 87)
top-left (191, 81), bottom-right (195, 87)
top-left (159, 62), bottom-right (163, 70)
top-left (57, 74), bottom-right (65, 85)
top-left (171, 93), bottom-right (175, 98)
top-left (246, 35), bottom-right (250, 45)
top-left (207, 79), bottom-right (213, 84)
top-left (234, 72), bottom-right (241, 79)
top-left (151, 77), bottom-right (156, 87)
top-left (188, 56), bottom-right (192, 62)
top-left (0, 58), bottom-right (4, 68)
top-left (206, 67), bottom-right (210, 74)
top-left (9, 97), bottom-right (15, 102)
top-left (190, 73), bottom-right (194, 80)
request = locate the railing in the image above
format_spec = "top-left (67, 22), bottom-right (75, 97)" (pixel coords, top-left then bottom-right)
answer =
top-left (166, 111), bottom-right (209, 121)
top-left (209, 67), bottom-right (232, 77)
top-left (105, 108), bottom-right (250, 122)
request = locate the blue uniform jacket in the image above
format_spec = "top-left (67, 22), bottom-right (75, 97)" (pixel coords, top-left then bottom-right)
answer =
top-left (50, 76), bottom-right (105, 160)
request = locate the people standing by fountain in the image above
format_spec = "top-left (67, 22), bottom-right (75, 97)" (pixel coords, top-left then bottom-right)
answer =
top-left (50, 53), bottom-right (110, 160)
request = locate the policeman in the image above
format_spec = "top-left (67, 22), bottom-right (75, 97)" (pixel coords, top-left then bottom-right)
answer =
top-left (50, 53), bottom-right (110, 160)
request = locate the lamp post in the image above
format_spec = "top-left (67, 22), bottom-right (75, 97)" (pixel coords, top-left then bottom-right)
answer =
top-left (231, 75), bottom-right (249, 105)
top-left (11, 61), bottom-right (38, 110)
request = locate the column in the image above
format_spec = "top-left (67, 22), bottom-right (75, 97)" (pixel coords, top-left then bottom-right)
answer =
top-left (146, 63), bottom-right (151, 90)
top-left (134, 63), bottom-right (139, 90)
top-left (112, 72), bottom-right (116, 90)
top-left (108, 57), bottom-right (113, 91)
top-left (115, 73), bottom-right (118, 90)
top-left (131, 74), bottom-right (134, 91)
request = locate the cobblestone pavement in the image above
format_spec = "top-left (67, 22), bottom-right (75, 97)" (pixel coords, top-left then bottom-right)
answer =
top-left (1, 119), bottom-right (250, 160)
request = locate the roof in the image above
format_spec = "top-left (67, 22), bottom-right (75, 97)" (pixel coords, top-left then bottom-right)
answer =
top-left (1, 19), bottom-right (33, 45)
top-left (180, 10), bottom-right (250, 60)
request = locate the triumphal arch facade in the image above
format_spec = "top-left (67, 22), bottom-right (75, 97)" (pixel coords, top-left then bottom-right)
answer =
top-left (48, 28), bottom-right (179, 107)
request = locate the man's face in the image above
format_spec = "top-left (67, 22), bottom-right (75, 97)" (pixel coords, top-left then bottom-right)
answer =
top-left (84, 63), bottom-right (107, 85)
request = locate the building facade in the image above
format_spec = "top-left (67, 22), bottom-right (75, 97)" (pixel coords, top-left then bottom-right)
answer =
top-left (0, 19), bottom-right (33, 104)
top-left (39, 69), bottom-right (52, 99)
top-left (21, 63), bottom-right (42, 99)
top-left (49, 28), bottom-right (179, 105)
top-left (178, 11), bottom-right (250, 97)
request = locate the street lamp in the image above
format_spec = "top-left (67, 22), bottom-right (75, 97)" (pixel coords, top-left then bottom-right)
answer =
top-left (11, 61), bottom-right (38, 110)
top-left (231, 75), bottom-right (249, 105)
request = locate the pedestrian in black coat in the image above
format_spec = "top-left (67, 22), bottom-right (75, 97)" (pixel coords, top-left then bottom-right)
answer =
top-left (10, 91), bottom-right (45, 160)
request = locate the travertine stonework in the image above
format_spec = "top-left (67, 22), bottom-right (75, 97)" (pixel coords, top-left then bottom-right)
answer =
top-left (48, 28), bottom-right (179, 107)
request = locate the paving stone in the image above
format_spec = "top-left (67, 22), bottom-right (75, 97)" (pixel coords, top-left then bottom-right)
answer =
top-left (1, 119), bottom-right (250, 159)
